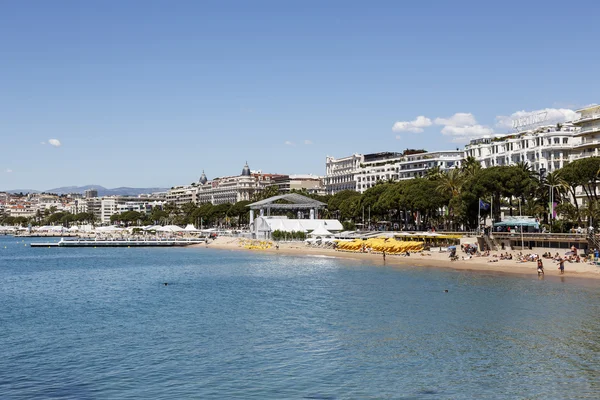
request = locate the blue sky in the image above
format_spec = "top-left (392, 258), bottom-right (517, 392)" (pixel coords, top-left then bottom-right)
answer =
top-left (1, 0), bottom-right (599, 190)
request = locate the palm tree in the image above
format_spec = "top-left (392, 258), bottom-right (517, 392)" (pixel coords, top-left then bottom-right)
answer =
top-left (543, 170), bottom-right (568, 203)
top-left (424, 165), bottom-right (442, 181)
top-left (461, 156), bottom-right (481, 177)
top-left (436, 168), bottom-right (464, 197)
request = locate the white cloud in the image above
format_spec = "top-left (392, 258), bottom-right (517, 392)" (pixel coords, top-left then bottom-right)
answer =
top-left (392, 115), bottom-right (432, 133)
top-left (284, 141), bottom-right (295, 146)
top-left (48, 139), bottom-right (61, 147)
top-left (435, 112), bottom-right (494, 143)
top-left (495, 108), bottom-right (578, 130)
top-left (304, 140), bottom-right (313, 145)
top-left (40, 141), bottom-right (46, 145)
top-left (441, 125), bottom-right (494, 142)
top-left (5, 169), bottom-right (13, 173)
top-left (434, 113), bottom-right (477, 127)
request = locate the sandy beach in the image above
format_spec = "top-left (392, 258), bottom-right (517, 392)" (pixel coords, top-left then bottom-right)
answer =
top-left (197, 236), bottom-right (600, 281)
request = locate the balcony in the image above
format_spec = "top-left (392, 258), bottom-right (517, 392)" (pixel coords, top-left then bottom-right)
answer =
top-left (573, 113), bottom-right (600, 125)
top-left (576, 124), bottom-right (600, 135)
top-left (572, 139), bottom-right (600, 149)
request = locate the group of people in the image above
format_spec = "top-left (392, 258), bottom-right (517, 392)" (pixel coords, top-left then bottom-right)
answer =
top-left (535, 258), bottom-right (565, 275)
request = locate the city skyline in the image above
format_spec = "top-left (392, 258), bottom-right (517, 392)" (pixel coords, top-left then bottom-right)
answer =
top-left (1, 1), bottom-right (599, 190)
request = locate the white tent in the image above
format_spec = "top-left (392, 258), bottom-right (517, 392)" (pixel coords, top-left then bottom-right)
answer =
top-left (50, 226), bottom-right (65, 232)
top-left (95, 226), bottom-right (124, 232)
top-left (157, 225), bottom-right (184, 232)
top-left (68, 226), bottom-right (80, 232)
top-left (309, 224), bottom-right (334, 237)
top-left (292, 221), bottom-right (307, 233)
top-left (183, 224), bottom-right (199, 232)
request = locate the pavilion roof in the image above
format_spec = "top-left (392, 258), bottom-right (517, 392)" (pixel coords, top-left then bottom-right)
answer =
top-left (248, 193), bottom-right (326, 210)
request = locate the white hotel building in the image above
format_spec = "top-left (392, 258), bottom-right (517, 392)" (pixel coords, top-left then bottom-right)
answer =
top-left (325, 150), bottom-right (464, 194)
top-left (464, 123), bottom-right (579, 173)
top-left (572, 104), bottom-right (600, 160)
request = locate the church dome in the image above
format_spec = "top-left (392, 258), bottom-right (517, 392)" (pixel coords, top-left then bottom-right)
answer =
top-left (241, 162), bottom-right (251, 176)
top-left (199, 170), bottom-right (208, 185)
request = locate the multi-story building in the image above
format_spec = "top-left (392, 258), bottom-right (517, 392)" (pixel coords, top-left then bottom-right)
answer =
top-left (355, 150), bottom-right (464, 193)
top-left (86, 196), bottom-right (163, 224)
top-left (8, 203), bottom-right (36, 218)
top-left (271, 174), bottom-right (325, 195)
top-left (196, 163), bottom-right (284, 205)
top-left (324, 154), bottom-right (364, 194)
top-left (166, 185), bottom-right (197, 206)
top-left (117, 201), bottom-right (165, 214)
top-left (572, 104), bottom-right (600, 161)
top-left (84, 189), bottom-right (98, 198)
top-left (64, 198), bottom-right (88, 215)
top-left (464, 123), bottom-right (579, 173)
top-left (325, 150), bottom-right (464, 194)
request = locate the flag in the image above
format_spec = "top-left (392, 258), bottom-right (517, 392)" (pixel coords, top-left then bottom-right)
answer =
top-left (479, 199), bottom-right (490, 210)
top-left (549, 202), bottom-right (557, 218)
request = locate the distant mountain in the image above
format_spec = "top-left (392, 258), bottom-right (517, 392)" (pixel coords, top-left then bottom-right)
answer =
top-left (3, 189), bottom-right (41, 194)
top-left (4, 185), bottom-right (168, 196)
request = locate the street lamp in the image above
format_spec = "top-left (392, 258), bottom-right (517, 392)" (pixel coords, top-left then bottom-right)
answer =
top-left (519, 198), bottom-right (524, 250)
top-left (544, 183), bottom-right (561, 233)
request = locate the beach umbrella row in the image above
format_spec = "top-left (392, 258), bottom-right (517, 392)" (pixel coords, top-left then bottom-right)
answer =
top-left (335, 238), bottom-right (424, 254)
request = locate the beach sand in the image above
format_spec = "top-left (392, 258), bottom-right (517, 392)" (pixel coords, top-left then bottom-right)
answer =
top-left (195, 237), bottom-right (600, 281)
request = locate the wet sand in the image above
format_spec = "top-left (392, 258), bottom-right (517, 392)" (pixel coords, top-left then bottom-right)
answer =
top-left (195, 237), bottom-right (600, 281)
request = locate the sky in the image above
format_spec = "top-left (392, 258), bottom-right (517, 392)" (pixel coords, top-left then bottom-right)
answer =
top-left (1, 0), bottom-right (599, 191)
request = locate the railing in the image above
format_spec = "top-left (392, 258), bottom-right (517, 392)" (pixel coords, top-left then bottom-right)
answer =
top-left (574, 113), bottom-right (600, 124)
top-left (578, 125), bottom-right (600, 134)
top-left (492, 232), bottom-right (588, 242)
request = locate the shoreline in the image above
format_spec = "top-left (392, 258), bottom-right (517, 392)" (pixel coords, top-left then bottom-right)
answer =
top-left (195, 237), bottom-right (600, 282)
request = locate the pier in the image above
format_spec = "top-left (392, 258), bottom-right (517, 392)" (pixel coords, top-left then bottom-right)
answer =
top-left (30, 238), bottom-right (207, 248)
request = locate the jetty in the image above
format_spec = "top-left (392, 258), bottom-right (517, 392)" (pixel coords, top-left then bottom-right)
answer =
top-left (30, 238), bottom-right (207, 248)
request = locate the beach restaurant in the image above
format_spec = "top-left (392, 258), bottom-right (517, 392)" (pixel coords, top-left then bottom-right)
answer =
top-left (493, 216), bottom-right (540, 233)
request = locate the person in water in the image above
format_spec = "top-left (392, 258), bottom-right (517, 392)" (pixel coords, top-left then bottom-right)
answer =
top-left (559, 258), bottom-right (565, 274)
top-left (537, 259), bottom-right (544, 275)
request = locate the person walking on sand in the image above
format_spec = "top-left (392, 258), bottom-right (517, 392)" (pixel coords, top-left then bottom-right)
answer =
top-left (559, 258), bottom-right (565, 274)
top-left (382, 251), bottom-right (386, 261)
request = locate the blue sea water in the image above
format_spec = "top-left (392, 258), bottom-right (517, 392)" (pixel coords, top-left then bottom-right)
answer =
top-left (0, 236), bottom-right (599, 399)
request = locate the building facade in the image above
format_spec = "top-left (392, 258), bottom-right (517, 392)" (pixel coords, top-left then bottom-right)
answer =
top-left (272, 174), bottom-right (325, 195)
top-left (572, 104), bottom-right (600, 161)
top-left (325, 150), bottom-right (464, 194)
top-left (324, 154), bottom-right (364, 194)
top-left (196, 163), bottom-right (284, 205)
top-left (464, 123), bottom-right (579, 173)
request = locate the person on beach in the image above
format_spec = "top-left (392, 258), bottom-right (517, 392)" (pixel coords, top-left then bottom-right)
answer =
top-left (559, 258), bottom-right (565, 274)
top-left (382, 251), bottom-right (386, 261)
top-left (537, 259), bottom-right (544, 275)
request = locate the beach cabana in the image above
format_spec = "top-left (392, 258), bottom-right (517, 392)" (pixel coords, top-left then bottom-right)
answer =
top-left (183, 224), bottom-right (199, 232)
top-left (309, 224), bottom-right (334, 238)
top-left (157, 225), bottom-right (184, 233)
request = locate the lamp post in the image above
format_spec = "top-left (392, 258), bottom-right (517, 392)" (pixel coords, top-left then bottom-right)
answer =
top-left (543, 183), bottom-right (560, 233)
top-left (519, 198), bottom-right (524, 250)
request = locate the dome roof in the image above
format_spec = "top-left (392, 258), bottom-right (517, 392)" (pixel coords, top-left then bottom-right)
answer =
top-left (241, 162), bottom-right (251, 176)
top-left (199, 170), bottom-right (208, 185)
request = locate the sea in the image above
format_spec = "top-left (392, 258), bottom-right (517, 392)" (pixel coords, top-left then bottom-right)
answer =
top-left (0, 236), bottom-right (599, 399)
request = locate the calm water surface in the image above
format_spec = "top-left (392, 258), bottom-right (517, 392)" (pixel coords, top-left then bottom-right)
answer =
top-left (0, 236), bottom-right (599, 399)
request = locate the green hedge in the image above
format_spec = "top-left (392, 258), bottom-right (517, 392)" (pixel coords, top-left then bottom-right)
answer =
top-left (271, 230), bottom-right (307, 241)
